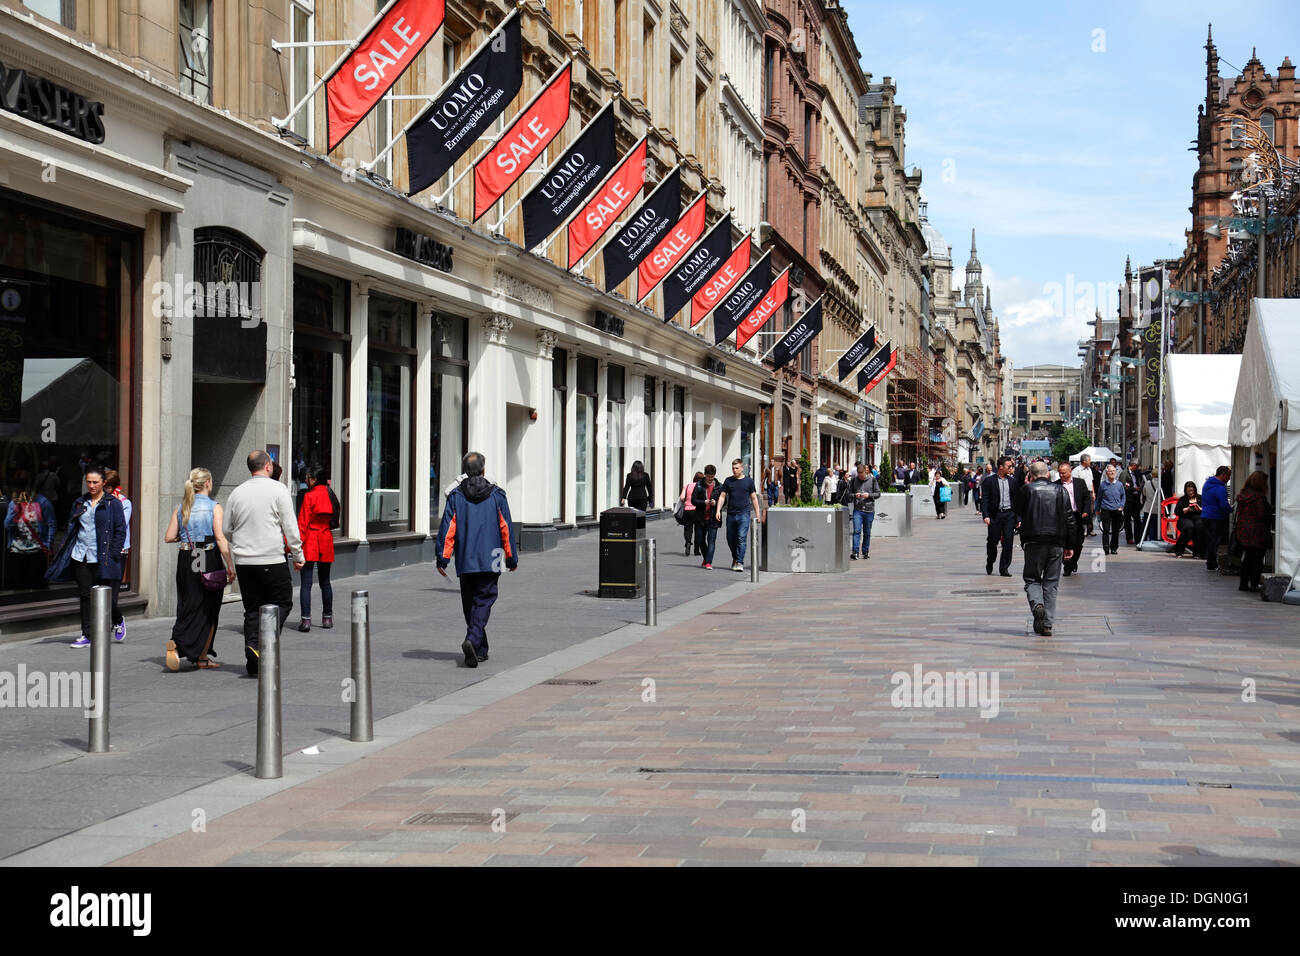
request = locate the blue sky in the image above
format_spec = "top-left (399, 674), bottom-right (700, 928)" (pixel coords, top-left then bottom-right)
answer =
top-left (843, 0), bottom-right (1297, 367)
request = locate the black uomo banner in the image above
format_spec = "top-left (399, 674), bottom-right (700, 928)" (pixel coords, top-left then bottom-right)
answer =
top-left (771, 298), bottom-right (822, 369)
top-left (602, 167), bottom-right (682, 291)
top-left (711, 251), bottom-right (772, 345)
top-left (662, 214), bottom-right (732, 323)
top-left (520, 104), bottom-right (615, 251)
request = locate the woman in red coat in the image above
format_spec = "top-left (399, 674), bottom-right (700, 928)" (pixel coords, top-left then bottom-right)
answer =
top-left (297, 465), bottom-right (337, 631)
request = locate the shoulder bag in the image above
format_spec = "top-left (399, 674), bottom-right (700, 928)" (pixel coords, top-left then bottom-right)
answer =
top-left (183, 522), bottom-right (230, 591)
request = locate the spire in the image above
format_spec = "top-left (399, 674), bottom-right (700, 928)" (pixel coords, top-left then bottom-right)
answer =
top-left (1205, 24), bottom-right (1220, 111)
top-left (970, 228), bottom-right (977, 257)
top-left (1124, 255), bottom-right (1132, 280)
top-left (985, 286), bottom-right (991, 310)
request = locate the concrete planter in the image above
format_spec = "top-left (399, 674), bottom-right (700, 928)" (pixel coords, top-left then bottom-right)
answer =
top-left (873, 493), bottom-right (912, 537)
top-left (762, 507), bottom-right (847, 572)
top-left (910, 485), bottom-right (935, 518)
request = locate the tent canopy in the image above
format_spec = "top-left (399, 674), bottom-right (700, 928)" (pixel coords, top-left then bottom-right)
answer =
top-left (1229, 299), bottom-right (1300, 585)
top-left (1163, 353), bottom-right (1241, 493)
top-left (1230, 299), bottom-right (1300, 444)
top-left (1069, 445), bottom-right (1117, 463)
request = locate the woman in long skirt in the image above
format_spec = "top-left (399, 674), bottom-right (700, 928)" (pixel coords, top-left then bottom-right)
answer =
top-left (162, 467), bottom-right (234, 670)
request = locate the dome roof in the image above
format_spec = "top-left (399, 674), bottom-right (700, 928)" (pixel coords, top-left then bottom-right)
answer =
top-left (921, 219), bottom-right (949, 260)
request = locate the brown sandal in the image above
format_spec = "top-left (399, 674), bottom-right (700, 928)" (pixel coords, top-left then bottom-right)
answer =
top-left (196, 658), bottom-right (220, 669)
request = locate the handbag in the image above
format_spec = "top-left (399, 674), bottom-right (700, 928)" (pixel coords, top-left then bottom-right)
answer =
top-left (183, 524), bottom-right (229, 591)
top-left (938, 485), bottom-right (952, 503)
top-left (672, 499), bottom-right (685, 525)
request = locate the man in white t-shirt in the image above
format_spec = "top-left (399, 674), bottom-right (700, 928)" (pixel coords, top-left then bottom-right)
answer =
top-left (1076, 454), bottom-right (1097, 535)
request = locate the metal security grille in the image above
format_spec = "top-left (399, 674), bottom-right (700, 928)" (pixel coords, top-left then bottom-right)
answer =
top-left (193, 227), bottom-right (263, 322)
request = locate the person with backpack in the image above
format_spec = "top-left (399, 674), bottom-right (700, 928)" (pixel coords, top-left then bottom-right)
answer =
top-left (296, 465), bottom-right (340, 632)
top-left (4, 477), bottom-right (56, 591)
top-left (847, 464), bottom-right (882, 559)
top-left (691, 464), bottom-right (723, 569)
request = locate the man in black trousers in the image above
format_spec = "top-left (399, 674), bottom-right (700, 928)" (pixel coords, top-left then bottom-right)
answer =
top-left (981, 455), bottom-right (1020, 577)
top-left (1014, 461), bottom-right (1077, 637)
top-left (1056, 461), bottom-right (1092, 576)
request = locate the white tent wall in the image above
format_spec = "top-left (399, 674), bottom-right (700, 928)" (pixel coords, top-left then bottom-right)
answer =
top-left (1228, 300), bottom-right (1300, 588)
top-left (1162, 354), bottom-right (1241, 495)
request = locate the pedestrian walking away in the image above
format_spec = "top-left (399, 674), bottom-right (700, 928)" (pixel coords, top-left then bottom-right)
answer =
top-left (162, 467), bottom-right (234, 670)
top-left (1096, 464), bottom-right (1127, 555)
top-left (224, 450), bottom-right (304, 675)
top-left (1015, 461), bottom-right (1077, 637)
top-left (981, 456), bottom-right (1020, 576)
top-left (1056, 461), bottom-right (1091, 575)
top-left (717, 458), bottom-right (763, 572)
top-left (1200, 466), bottom-right (1232, 570)
top-left (691, 464), bottom-right (723, 568)
top-left (297, 465), bottom-right (339, 632)
top-left (847, 464), bottom-right (882, 559)
top-left (679, 471), bottom-right (703, 555)
top-left (437, 452), bottom-right (518, 668)
top-left (620, 460), bottom-right (654, 512)
top-left (45, 465), bottom-right (127, 647)
top-left (1234, 471), bottom-right (1273, 593)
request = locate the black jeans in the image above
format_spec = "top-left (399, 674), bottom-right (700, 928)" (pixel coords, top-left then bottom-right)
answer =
top-left (72, 559), bottom-right (121, 637)
top-left (1064, 515), bottom-right (1085, 572)
top-left (1173, 517), bottom-right (1202, 556)
top-left (1202, 518), bottom-right (1228, 570)
top-left (1100, 509), bottom-right (1124, 553)
top-left (236, 562), bottom-right (293, 649)
top-left (299, 560), bottom-right (333, 618)
top-left (1240, 546), bottom-right (1266, 590)
top-left (459, 571), bottom-right (500, 653)
top-left (986, 511), bottom-right (1016, 572)
top-left (1124, 502), bottom-right (1142, 543)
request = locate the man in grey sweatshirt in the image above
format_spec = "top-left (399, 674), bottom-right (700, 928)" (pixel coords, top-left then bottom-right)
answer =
top-left (225, 450), bottom-right (304, 675)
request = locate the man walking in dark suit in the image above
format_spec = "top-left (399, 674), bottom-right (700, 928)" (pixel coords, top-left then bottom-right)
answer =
top-left (1014, 461), bottom-right (1077, 636)
top-left (981, 455), bottom-right (1019, 576)
top-left (1056, 461), bottom-right (1091, 576)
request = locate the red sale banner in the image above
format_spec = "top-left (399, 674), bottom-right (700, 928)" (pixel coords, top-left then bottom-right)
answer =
top-left (473, 62), bottom-right (572, 221)
top-left (325, 0), bottom-right (446, 152)
top-left (863, 350), bottom-right (898, 395)
top-left (735, 268), bottom-right (790, 349)
top-left (636, 192), bottom-right (707, 302)
top-left (690, 239), bottom-right (751, 327)
top-left (566, 138), bottom-right (647, 268)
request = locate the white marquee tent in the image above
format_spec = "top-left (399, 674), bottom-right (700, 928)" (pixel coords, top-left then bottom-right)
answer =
top-left (1228, 299), bottom-right (1300, 586)
top-left (1068, 446), bottom-right (1118, 463)
top-left (1162, 353), bottom-right (1241, 494)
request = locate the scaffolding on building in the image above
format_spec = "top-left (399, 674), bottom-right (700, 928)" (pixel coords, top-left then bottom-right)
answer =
top-left (888, 346), bottom-right (950, 470)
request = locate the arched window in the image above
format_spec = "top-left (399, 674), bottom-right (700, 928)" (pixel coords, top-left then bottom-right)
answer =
top-left (1259, 111), bottom-right (1275, 143)
top-left (193, 227), bottom-right (263, 322)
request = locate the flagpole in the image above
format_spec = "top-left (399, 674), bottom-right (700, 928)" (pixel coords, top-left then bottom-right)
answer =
top-left (272, 0), bottom-right (398, 130)
top-left (635, 189), bottom-right (710, 303)
top-left (574, 162), bottom-right (682, 275)
top-left (491, 99), bottom-right (615, 237)
top-left (364, 3), bottom-right (521, 172)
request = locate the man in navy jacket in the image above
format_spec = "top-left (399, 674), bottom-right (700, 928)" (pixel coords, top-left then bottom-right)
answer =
top-left (1200, 466), bottom-right (1232, 571)
top-left (437, 452), bottom-right (518, 668)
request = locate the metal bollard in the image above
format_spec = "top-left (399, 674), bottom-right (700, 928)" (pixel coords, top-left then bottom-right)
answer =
top-left (750, 516), bottom-right (760, 582)
top-left (87, 585), bottom-right (112, 754)
top-left (350, 590), bottom-right (373, 742)
top-left (255, 604), bottom-right (282, 779)
top-left (645, 538), bottom-right (657, 626)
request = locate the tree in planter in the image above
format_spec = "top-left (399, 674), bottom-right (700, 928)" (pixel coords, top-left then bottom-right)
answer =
top-left (880, 449), bottom-right (893, 491)
top-left (917, 465), bottom-right (930, 485)
top-left (797, 451), bottom-right (818, 505)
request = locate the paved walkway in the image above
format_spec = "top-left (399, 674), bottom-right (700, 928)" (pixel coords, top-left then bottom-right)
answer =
top-left (7, 502), bottom-right (1300, 866)
top-left (0, 517), bottom-right (737, 860)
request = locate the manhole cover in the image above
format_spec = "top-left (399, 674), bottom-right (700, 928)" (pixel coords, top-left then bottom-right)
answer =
top-left (951, 589), bottom-right (1006, 596)
top-left (542, 678), bottom-right (601, 686)
top-left (403, 812), bottom-right (517, 826)
top-left (704, 611), bottom-right (743, 615)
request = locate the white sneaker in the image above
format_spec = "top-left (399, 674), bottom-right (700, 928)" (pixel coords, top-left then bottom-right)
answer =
top-left (735, 563), bottom-right (744, 573)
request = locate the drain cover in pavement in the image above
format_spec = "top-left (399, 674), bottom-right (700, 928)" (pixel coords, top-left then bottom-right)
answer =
top-left (542, 678), bottom-right (602, 686)
top-left (403, 812), bottom-right (518, 826)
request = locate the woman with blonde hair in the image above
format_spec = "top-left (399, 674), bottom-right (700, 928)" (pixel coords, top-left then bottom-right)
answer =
top-left (162, 467), bottom-right (234, 671)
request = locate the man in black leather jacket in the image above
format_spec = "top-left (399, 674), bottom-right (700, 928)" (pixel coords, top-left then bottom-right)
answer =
top-left (1013, 461), bottom-right (1077, 636)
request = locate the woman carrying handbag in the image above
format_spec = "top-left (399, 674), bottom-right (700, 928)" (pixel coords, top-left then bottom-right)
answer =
top-left (162, 467), bottom-right (234, 671)
top-left (931, 469), bottom-right (952, 519)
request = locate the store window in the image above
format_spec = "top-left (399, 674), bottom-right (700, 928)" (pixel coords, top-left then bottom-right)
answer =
top-left (366, 294), bottom-right (415, 533)
top-left (606, 364), bottom-right (625, 509)
top-left (292, 268), bottom-right (348, 516)
top-left (429, 312), bottom-right (467, 524)
top-left (575, 355), bottom-right (597, 518)
top-left (22, 0), bottom-right (74, 27)
top-left (0, 195), bottom-right (136, 610)
top-left (289, 1), bottom-right (314, 143)
top-left (552, 347), bottom-right (567, 522)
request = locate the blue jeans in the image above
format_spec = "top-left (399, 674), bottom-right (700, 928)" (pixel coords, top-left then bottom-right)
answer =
top-left (726, 512), bottom-right (751, 565)
top-left (694, 523), bottom-right (718, 564)
top-left (852, 510), bottom-right (874, 556)
top-left (299, 560), bottom-right (333, 618)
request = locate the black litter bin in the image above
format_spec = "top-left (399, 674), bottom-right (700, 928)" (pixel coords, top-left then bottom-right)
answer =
top-left (599, 507), bottom-right (646, 598)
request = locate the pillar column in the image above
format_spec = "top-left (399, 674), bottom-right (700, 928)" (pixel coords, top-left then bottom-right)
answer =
top-left (531, 330), bottom-right (558, 538)
top-left (347, 282), bottom-right (370, 573)
top-left (468, 313), bottom-right (511, 485)
top-left (564, 349), bottom-right (578, 524)
top-left (414, 302), bottom-right (434, 559)
top-left (683, 388), bottom-right (695, 476)
top-left (595, 357), bottom-right (609, 511)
